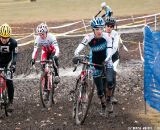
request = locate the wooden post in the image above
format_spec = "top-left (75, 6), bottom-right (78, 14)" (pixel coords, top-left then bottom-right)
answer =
top-left (155, 15), bottom-right (157, 31)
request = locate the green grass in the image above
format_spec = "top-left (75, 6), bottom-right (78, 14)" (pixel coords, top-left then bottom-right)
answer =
top-left (0, 0), bottom-right (160, 24)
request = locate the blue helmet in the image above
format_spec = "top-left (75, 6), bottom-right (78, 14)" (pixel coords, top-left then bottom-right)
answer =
top-left (90, 17), bottom-right (105, 29)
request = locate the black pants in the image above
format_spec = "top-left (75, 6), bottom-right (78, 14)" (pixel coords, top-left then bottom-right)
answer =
top-left (112, 70), bottom-right (116, 96)
top-left (53, 58), bottom-right (59, 76)
top-left (93, 67), bottom-right (114, 97)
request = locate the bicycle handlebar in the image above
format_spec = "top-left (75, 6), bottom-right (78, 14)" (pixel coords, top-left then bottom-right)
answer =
top-left (0, 68), bottom-right (12, 72)
top-left (35, 60), bottom-right (55, 64)
top-left (73, 55), bottom-right (103, 72)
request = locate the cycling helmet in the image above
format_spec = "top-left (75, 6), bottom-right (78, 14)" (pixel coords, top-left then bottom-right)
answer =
top-left (101, 2), bottom-right (107, 8)
top-left (36, 23), bottom-right (48, 34)
top-left (90, 17), bottom-right (105, 29)
top-left (0, 23), bottom-right (11, 38)
top-left (105, 17), bottom-right (116, 26)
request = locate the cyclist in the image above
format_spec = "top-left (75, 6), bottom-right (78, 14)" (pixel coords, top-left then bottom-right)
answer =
top-left (31, 23), bottom-right (60, 82)
top-left (0, 23), bottom-right (18, 111)
top-left (73, 17), bottom-right (114, 115)
top-left (105, 17), bottom-right (120, 103)
top-left (101, 2), bottom-right (113, 19)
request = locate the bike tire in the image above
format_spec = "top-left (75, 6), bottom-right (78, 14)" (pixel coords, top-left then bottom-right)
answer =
top-left (0, 89), bottom-right (9, 117)
top-left (48, 74), bottom-right (55, 107)
top-left (39, 75), bottom-right (48, 108)
top-left (3, 89), bottom-right (8, 116)
top-left (75, 78), bottom-right (95, 125)
top-left (72, 76), bottom-right (80, 119)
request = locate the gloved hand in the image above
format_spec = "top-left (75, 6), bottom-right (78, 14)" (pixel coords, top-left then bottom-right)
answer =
top-left (52, 55), bottom-right (58, 60)
top-left (31, 59), bottom-right (35, 66)
top-left (50, 53), bottom-right (58, 61)
top-left (10, 65), bottom-right (16, 73)
top-left (72, 56), bottom-right (80, 64)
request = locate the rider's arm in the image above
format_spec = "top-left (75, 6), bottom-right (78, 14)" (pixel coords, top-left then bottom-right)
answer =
top-left (32, 36), bottom-right (39, 60)
top-left (12, 39), bottom-right (18, 65)
top-left (52, 37), bottom-right (59, 57)
top-left (112, 31), bottom-right (120, 55)
top-left (74, 34), bottom-right (91, 56)
top-left (49, 34), bottom-right (60, 57)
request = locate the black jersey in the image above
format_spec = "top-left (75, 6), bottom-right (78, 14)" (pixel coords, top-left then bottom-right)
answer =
top-left (0, 38), bottom-right (18, 67)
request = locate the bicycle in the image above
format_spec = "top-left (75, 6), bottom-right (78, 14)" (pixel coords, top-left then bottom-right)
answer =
top-left (0, 68), bottom-right (13, 117)
top-left (34, 59), bottom-right (57, 108)
top-left (71, 55), bottom-right (105, 125)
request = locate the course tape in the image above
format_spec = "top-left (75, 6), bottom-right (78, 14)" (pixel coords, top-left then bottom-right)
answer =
top-left (18, 40), bottom-right (34, 47)
top-left (49, 21), bottom-right (82, 29)
top-left (16, 33), bottom-right (34, 41)
top-left (16, 13), bottom-right (158, 47)
top-left (117, 13), bottom-right (160, 22)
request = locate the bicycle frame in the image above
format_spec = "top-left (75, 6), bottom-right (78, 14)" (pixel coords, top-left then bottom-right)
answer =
top-left (72, 55), bottom-right (106, 125)
top-left (35, 59), bottom-right (57, 108)
top-left (0, 71), bottom-right (7, 100)
top-left (0, 68), bottom-right (12, 116)
top-left (41, 63), bottom-right (54, 91)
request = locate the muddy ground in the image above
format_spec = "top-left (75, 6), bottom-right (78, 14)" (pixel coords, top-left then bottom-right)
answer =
top-left (0, 22), bottom-right (157, 130)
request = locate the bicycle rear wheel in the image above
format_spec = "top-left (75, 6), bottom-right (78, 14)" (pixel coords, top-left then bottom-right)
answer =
top-left (3, 89), bottom-right (8, 116)
top-left (0, 89), bottom-right (8, 117)
top-left (75, 78), bottom-right (95, 125)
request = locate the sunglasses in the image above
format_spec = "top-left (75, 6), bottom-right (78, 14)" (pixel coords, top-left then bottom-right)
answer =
top-left (106, 25), bottom-right (114, 28)
top-left (93, 28), bottom-right (103, 31)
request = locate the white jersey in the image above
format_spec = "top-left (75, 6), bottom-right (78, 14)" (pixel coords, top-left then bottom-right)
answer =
top-left (32, 33), bottom-right (59, 59)
top-left (108, 30), bottom-right (119, 55)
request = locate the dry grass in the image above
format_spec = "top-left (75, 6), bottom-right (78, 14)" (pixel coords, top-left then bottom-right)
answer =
top-left (0, 0), bottom-right (160, 24)
top-left (139, 105), bottom-right (160, 127)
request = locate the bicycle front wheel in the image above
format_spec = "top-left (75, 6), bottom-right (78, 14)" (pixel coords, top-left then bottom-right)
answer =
top-left (39, 73), bottom-right (55, 108)
top-left (75, 78), bottom-right (95, 125)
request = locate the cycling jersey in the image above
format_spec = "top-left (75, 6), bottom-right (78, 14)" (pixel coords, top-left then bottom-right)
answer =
top-left (109, 30), bottom-right (119, 55)
top-left (75, 32), bottom-right (113, 64)
top-left (107, 30), bottom-right (120, 71)
top-left (0, 37), bottom-right (18, 104)
top-left (75, 32), bottom-right (113, 77)
top-left (0, 38), bottom-right (18, 68)
top-left (32, 33), bottom-right (59, 60)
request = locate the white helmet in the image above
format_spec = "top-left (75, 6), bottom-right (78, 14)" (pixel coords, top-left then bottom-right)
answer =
top-left (36, 23), bottom-right (48, 34)
top-left (101, 2), bottom-right (107, 8)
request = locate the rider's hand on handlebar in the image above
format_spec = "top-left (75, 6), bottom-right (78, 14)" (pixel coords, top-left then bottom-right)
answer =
top-left (50, 53), bottom-right (58, 61)
top-left (10, 65), bottom-right (16, 73)
top-left (30, 59), bottom-right (35, 66)
top-left (72, 56), bottom-right (80, 64)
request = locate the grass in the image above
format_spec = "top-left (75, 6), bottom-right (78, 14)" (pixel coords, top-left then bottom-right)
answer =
top-left (139, 106), bottom-right (160, 127)
top-left (0, 0), bottom-right (160, 24)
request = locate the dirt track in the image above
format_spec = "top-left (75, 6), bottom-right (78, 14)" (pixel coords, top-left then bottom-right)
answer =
top-left (0, 23), bottom-right (156, 130)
